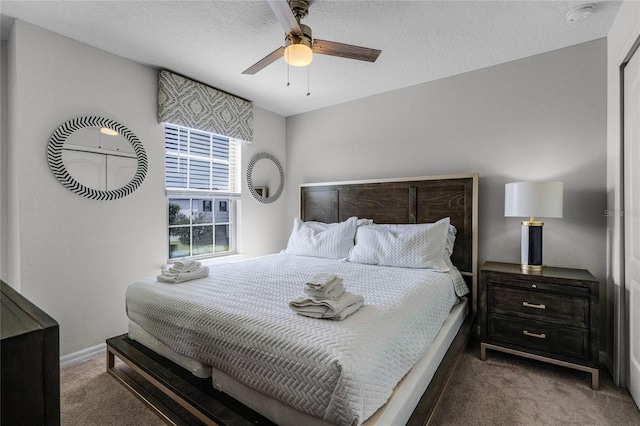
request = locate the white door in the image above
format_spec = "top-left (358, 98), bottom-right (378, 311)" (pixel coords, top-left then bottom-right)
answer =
top-left (106, 156), bottom-right (137, 191)
top-left (624, 45), bottom-right (640, 408)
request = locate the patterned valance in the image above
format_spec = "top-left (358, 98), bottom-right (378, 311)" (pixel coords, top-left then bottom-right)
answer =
top-left (157, 70), bottom-right (253, 142)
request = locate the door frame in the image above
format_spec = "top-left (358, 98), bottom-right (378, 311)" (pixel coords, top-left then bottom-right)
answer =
top-left (617, 34), bottom-right (640, 388)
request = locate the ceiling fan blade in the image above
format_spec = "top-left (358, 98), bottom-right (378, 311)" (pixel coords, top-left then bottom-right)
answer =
top-left (267, 0), bottom-right (302, 36)
top-left (242, 47), bottom-right (285, 75)
top-left (313, 39), bottom-right (381, 63)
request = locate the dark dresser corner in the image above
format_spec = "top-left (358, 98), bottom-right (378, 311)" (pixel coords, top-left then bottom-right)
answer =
top-left (1, 280), bottom-right (60, 425)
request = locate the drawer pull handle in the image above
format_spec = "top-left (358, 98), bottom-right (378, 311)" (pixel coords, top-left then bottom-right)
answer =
top-left (523, 301), bottom-right (546, 309)
top-left (523, 330), bottom-right (546, 339)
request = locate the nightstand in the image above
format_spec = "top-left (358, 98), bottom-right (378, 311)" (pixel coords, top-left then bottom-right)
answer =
top-left (479, 261), bottom-right (600, 389)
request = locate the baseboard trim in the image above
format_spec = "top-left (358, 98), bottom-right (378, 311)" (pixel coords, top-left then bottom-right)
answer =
top-left (60, 342), bottom-right (106, 368)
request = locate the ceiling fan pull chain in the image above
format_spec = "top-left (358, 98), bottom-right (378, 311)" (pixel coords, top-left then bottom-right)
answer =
top-left (306, 64), bottom-right (311, 96)
top-left (286, 47), bottom-right (291, 87)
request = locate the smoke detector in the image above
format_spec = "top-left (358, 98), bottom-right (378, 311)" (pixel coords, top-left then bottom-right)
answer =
top-left (566, 4), bottom-right (596, 22)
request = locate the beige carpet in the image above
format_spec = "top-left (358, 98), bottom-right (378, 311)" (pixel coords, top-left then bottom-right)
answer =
top-left (61, 338), bottom-right (640, 425)
top-left (431, 337), bottom-right (640, 426)
top-left (61, 356), bottom-right (165, 426)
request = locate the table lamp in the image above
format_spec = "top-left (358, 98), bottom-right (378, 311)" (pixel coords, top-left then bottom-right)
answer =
top-left (505, 181), bottom-right (563, 271)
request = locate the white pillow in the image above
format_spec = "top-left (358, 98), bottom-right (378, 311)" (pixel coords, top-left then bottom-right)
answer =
top-left (374, 222), bottom-right (457, 255)
top-left (284, 216), bottom-right (358, 259)
top-left (348, 217), bottom-right (451, 270)
top-left (356, 218), bottom-right (374, 227)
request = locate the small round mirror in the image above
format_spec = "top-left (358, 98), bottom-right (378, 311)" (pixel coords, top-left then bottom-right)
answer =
top-left (247, 152), bottom-right (284, 203)
top-left (47, 117), bottom-right (148, 200)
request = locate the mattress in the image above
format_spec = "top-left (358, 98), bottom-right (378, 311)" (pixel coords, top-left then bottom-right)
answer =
top-left (129, 297), bottom-right (467, 425)
top-left (127, 319), bottom-right (212, 378)
top-left (125, 253), bottom-right (468, 426)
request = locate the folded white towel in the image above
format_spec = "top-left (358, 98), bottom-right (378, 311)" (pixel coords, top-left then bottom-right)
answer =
top-left (174, 259), bottom-right (198, 268)
top-left (170, 259), bottom-right (201, 273)
top-left (289, 291), bottom-right (364, 320)
top-left (330, 299), bottom-right (364, 321)
top-left (305, 273), bottom-right (339, 290)
top-left (304, 280), bottom-right (345, 300)
top-left (157, 266), bottom-right (209, 284)
top-left (164, 260), bottom-right (202, 275)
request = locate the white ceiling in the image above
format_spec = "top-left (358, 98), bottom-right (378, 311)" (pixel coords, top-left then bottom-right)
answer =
top-left (0, 1), bottom-right (621, 117)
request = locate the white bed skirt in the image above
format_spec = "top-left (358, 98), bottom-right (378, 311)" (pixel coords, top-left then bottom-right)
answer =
top-left (128, 297), bottom-right (468, 425)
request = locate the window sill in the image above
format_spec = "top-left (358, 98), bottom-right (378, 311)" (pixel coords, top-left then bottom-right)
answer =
top-left (167, 253), bottom-right (247, 266)
top-left (199, 254), bottom-right (247, 267)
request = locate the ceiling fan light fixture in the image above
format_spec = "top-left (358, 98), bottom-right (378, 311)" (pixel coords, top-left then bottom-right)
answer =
top-left (242, 0), bottom-right (380, 76)
top-left (284, 43), bottom-right (313, 67)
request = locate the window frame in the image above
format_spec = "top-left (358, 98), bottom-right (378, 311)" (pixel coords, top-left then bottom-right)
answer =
top-left (165, 124), bottom-right (240, 261)
top-left (167, 196), bottom-right (236, 260)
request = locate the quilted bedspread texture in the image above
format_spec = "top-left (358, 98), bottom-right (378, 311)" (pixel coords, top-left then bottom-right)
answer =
top-left (126, 254), bottom-right (467, 426)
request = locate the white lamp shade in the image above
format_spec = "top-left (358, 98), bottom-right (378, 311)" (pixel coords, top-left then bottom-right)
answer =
top-left (505, 181), bottom-right (563, 218)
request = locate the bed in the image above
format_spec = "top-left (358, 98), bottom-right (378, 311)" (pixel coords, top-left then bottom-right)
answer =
top-left (107, 173), bottom-right (478, 426)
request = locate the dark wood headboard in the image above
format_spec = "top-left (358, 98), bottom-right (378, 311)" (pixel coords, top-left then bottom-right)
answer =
top-left (300, 173), bottom-right (479, 313)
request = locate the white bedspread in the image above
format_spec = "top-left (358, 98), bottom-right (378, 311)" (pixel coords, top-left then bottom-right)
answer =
top-left (125, 254), bottom-right (468, 426)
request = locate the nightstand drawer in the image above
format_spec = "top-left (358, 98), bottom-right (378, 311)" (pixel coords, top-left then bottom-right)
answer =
top-left (488, 286), bottom-right (589, 327)
top-left (487, 315), bottom-right (589, 359)
top-left (486, 275), bottom-right (591, 297)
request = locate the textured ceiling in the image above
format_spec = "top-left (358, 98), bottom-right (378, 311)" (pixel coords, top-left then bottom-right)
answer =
top-left (0, 1), bottom-right (621, 117)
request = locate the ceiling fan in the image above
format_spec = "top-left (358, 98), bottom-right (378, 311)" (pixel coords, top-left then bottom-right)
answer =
top-left (242, 0), bottom-right (382, 75)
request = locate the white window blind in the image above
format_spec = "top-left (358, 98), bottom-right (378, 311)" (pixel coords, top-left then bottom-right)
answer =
top-left (165, 124), bottom-right (240, 197)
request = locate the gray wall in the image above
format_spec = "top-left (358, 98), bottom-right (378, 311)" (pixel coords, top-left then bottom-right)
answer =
top-left (3, 20), bottom-right (288, 357)
top-left (1, 19), bottom-right (609, 358)
top-left (286, 39), bottom-right (608, 346)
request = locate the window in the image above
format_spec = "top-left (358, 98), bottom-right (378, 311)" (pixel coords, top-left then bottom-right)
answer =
top-left (165, 124), bottom-right (240, 259)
